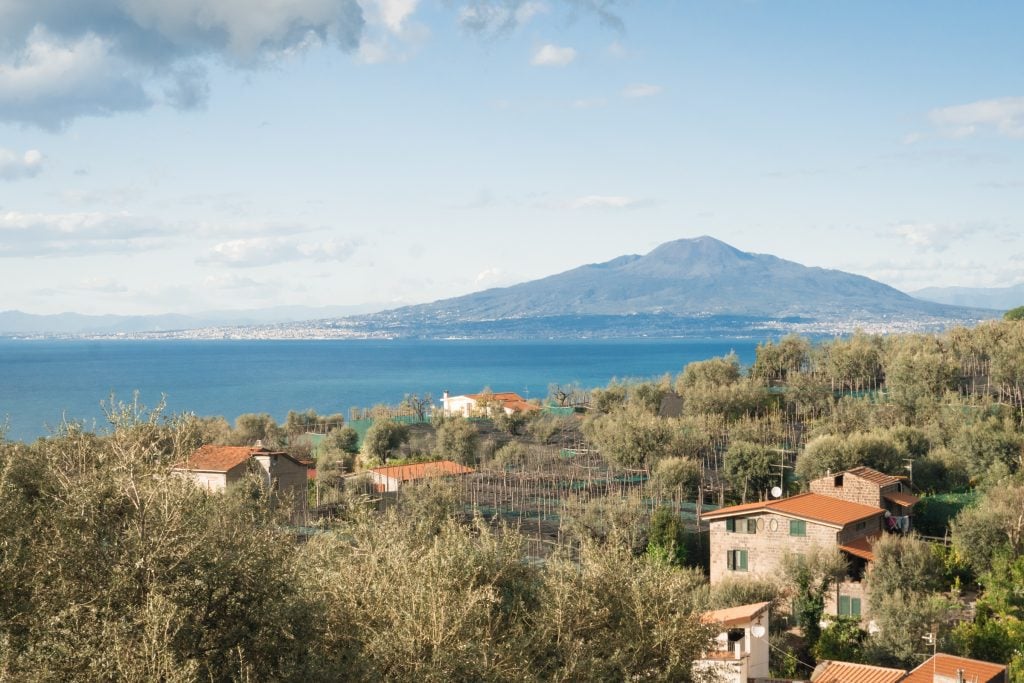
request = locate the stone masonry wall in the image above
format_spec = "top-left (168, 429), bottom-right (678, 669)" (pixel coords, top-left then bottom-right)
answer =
top-left (809, 473), bottom-right (882, 507)
top-left (709, 513), bottom-right (840, 584)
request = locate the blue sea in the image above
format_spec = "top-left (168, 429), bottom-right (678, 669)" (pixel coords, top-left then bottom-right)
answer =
top-left (0, 338), bottom-right (760, 442)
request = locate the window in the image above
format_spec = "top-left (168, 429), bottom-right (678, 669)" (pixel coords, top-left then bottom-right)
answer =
top-left (747, 518), bottom-right (758, 534)
top-left (838, 596), bottom-right (862, 617)
top-left (834, 474), bottom-right (844, 487)
top-left (726, 518), bottom-right (736, 532)
top-left (856, 521), bottom-right (866, 531)
top-left (790, 519), bottom-right (807, 536)
top-left (726, 549), bottom-right (748, 571)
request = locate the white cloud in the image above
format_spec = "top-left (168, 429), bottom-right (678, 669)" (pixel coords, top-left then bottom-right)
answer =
top-left (0, 210), bottom-right (174, 256)
top-left (572, 97), bottom-right (606, 109)
top-left (201, 236), bottom-right (361, 267)
top-left (78, 277), bottom-right (128, 293)
top-left (607, 40), bottom-right (626, 58)
top-left (0, 147), bottom-right (43, 180)
top-left (0, 0), bottom-right (365, 128)
top-left (459, 1), bottom-right (548, 35)
top-left (356, 0), bottom-right (428, 63)
top-left (929, 97), bottom-right (1024, 139)
top-left (891, 221), bottom-right (989, 252)
top-left (621, 83), bottom-right (662, 98)
top-left (569, 195), bottom-right (647, 209)
top-left (531, 43), bottom-right (576, 67)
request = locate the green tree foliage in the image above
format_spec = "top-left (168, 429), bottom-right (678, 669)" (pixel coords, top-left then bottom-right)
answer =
top-left (360, 420), bottom-right (410, 465)
top-left (723, 440), bottom-right (776, 502)
top-left (863, 591), bottom-right (953, 668)
top-left (232, 412), bottom-right (284, 448)
top-left (677, 352), bottom-right (741, 391)
top-left (591, 382), bottom-right (628, 414)
top-left (815, 617), bottom-right (868, 663)
top-left (582, 406), bottom-right (680, 469)
top-left (399, 392), bottom-right (433, 420)
top-left (648, 456), bottom-right (701, 499)
top-left (883, 335), bottom-right (960, 415)
top-left (327, 425), bottom-right (359, 454)
top-left (1005, 306), bottom-right (1024, 321)
top-left (433, 416), bottom-right (480, 465)
top-left (752, 334), bottom-right (810, 383)
top-left (819, 332), bottom-right (884, 392)
top-left (645, 506), bottom-right (688, 566)
top-left (866, 534), bottom-right (947, 602)
top-left (779, 547), bottom-right (848, 649)
top-left (796, 431), bottom-right (905, 482)
top-left (953, 481), bottom-right (1024, 575)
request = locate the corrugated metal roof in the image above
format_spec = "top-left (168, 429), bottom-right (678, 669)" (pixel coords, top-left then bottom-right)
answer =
top-left (703, 493), bottom-right (884, 528)
top-left (883, 490), bottom-right (920, 507)
top-left (839, 535), bottom-right (879, 562)
top-left (371, 460), bottom-right (474, 482)
top-left (903, 653), bottom-right (1007, 683)
top-left (812, 660), bottom-right (906, 683)
top-left (701, 601), bottom-right (770, 627)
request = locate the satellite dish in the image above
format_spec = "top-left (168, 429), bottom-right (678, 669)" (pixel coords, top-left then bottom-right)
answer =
top-left (770, 486), bottom-right (783, 499)
top-left (751, 624), bottom-right (766, 639)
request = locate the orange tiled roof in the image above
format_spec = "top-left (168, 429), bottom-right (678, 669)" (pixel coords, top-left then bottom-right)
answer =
top-left (701, 601), bottom-right (770, 627)
top-left (813, 660), bottom-right (906, 683)
top-left (462, 392), bottom-right (538, 412)
top-left (175, 445), bottom-right (309, 473)
top-left (371, 460), bottom-right (474, 482)
top-left (903, 653), bottom-right (1007, 683)
top-left (845, 466), bottom-right (905, 487)
top-left (176, 445), bottom-right (263, 472)
top-left (839, 535), bottom-right (879, 562)
top-left (883, 490), bottom-right (920, 507)
top-left (703, 492), bottom-right (884, 528)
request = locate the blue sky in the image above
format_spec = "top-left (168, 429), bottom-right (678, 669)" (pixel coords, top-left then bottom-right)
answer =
top-left (1, 0), bottom-right (1022, 315)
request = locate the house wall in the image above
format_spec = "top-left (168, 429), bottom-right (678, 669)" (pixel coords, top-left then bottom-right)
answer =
top-left (444, 396), bottom-right (477, 417)
top-left (370, 472), bottom-right (400, 492)
top-left (809, 473), bottom-right (883, 507)
top-left (826, 578), bottom-right (870, 620)
top-left (837, 516), bottom-right (884, 544)
top-left (709, 513), bottom-right (840, 584)
top-left (253, 454), bottom-right (308, 515)
top-left (176, 470), bottom-right (229, 491)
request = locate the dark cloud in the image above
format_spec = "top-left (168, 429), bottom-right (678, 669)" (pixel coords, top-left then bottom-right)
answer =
top-left (0, 0), bottom-right (365, 129)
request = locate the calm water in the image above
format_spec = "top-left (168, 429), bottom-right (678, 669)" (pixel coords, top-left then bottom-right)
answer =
top-left (0, 338), bottom-right (759, 442)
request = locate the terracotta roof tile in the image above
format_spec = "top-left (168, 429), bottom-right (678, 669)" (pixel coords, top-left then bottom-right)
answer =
top-left (703, 492), bottom-right (884, 528)
top-left (812, 660), bottom-right (906, 683)
top-left (701, 601), bottom-right (770, 627)
top-left (175, 445), bottom-right (308, 473)
top-left (883, 490), bottom-right (920, 507)
top-left (839, 535), bottom-right (879, 562)
top-left (371, 460), bottom-right (474, 482)
top-left (845, 466), bottom-right (905, 487)
top-left (903, 653), bottom-right (1007, 683)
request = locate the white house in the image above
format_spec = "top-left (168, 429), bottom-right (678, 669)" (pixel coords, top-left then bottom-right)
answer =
top-left (693, 601), bottom-right (771, 683)
top-left (441, 390), bottom-right (538, 417)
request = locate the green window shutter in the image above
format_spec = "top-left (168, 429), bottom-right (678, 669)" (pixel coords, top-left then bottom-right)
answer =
top-left (790, 520), bottom-right (806, 536)
top-left (726, 518), bottom-right (736, 533)
top-left (738, 549), bottom-right (748, 571)
top-left (851, 598), bottom-right (861, 616)
top-left (747, 518), bottom-right (758, 534)
top-left (838, 596), bottom-right (850, 616)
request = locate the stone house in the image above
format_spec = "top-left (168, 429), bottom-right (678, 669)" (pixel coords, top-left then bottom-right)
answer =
top-left (173, 443), bottom-right (310, 517)
top-left (703, 491), bottom-right (885, 619)
top-left (693, 601), bottom-right (771, 683)
top-left (809, 466), bottom-right (919, 533)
